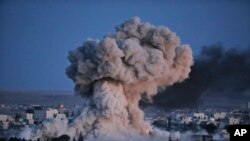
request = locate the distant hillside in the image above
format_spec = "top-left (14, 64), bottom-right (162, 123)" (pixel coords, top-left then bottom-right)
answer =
top-left (0, 90), bottom-right (84, 106)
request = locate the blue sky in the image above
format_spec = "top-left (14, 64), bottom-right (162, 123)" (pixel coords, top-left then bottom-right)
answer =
top-left (0, 0), bottom-right (250, 91)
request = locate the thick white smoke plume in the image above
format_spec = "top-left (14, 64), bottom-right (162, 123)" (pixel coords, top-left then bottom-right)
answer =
top-left (20, 17), bottom-right (193, 140)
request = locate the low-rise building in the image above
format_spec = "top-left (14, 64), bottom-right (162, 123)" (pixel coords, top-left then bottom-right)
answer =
top-left (194, 113), bottom-right (205, 119)
top-left (0, 115), bottom-right (8, 122)
top-left (21, 113), bottom-right (33, 120)
top-left (56, 113), bottom-right (66, 119)
top-left (192, 135), bottom-right (213, 141)
top-left (0, 121), bottom-right (9, 130)
top-left (229, 117), bottom-right (240, 125)
top-left (34, 108), bottom-right (58, 122)
top-left (181, 116), bottom-right (192, 124)
top-left (213, 112), bottom-right (227, 120)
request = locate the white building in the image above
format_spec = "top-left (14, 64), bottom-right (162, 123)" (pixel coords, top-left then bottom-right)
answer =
top-left (229, 117), bottom-right (240, 125)
top-left (0, 115), bottom-right (8, 122)
top-left (180, 116), bottom-right (192, 124)
top-left (21, 113), bottom-right (34, 124)
top-left (33, 108), bottom-right (58, 121)
top-left (194, 112), bottom-right (206, 119)
top-left (21, 113), bottom-right (33, 120)
top-left (213, 112), bottom-right (227, 120)
top-left (47, 109), bottom-right (58, 118)
top-left (0, 114), bottom-right (10, 130)
top-left (0, 115), bottom-right (14, 123)
top-left (194, 112), bottom-right (209, 123)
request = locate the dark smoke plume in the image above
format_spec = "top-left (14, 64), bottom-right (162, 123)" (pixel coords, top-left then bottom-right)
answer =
top-left (154, 44), bottom-right (250, 108)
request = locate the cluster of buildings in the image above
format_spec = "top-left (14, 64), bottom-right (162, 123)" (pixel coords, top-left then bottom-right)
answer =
top-left (0, 104), bottom-right (81, 138)
top-left (144, 102), bottom-right (250, 141)
top-left (1, 102), bottom-right (250, 140)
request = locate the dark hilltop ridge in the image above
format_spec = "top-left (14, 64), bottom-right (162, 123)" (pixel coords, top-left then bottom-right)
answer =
top-left (0, 90), bottom-right (83, 106)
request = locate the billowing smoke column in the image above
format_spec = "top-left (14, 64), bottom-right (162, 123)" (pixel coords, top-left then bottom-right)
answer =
top-left (20, 17), bottom-right (193, 140)
top-left (154, 44), bottom-right (250, 108)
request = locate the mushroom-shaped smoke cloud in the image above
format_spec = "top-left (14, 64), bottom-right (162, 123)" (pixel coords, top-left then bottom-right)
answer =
top-left (20, 17), bottom-right (193, 141)
top-left (66, 16), bottom-right (193, 138)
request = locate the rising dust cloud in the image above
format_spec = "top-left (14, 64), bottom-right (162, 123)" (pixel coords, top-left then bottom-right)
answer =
top-left (20, 17), bottom-right (193, 141)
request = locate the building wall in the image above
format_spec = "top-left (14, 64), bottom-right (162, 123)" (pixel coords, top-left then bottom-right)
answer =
top-left (34, 110), bottom-right (46, 121)
top-left (0, 115), bottom-right (8, 122)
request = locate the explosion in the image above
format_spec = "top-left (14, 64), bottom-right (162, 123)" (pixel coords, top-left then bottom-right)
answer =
top-left (20, 17), bottom-right (193, 141)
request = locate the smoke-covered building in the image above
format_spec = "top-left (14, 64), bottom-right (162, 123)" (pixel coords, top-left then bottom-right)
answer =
top-left (56, 113), bottom-right (66, 120)
top-left (0, 115), bottom-right (8, 122)
top-left (21, 112), bottom-right (34, 125)
top-left (57, 104), bottom-right (66, 114)
top-left (213, 112), bottom-right (226, 120)
top-left (33, 108), bottom-right (58, 122)
top-left (192, 135), bottom-right (213, 141)
top-left (0, 120), bottom-right (9, 130)
top-left (194, 112), bottom-right (209, 123)
top-left (0, 115), bottom-right (13, 130)
top-left (21, 113), bottom-right (33, 120)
